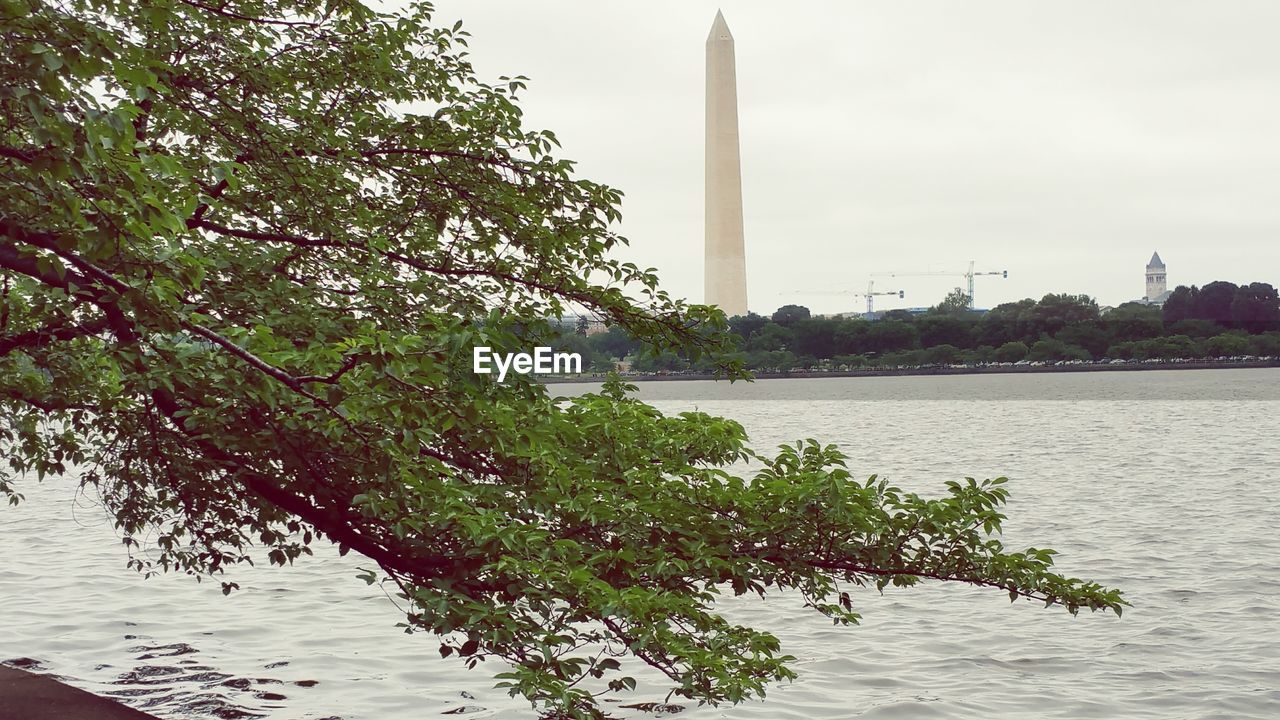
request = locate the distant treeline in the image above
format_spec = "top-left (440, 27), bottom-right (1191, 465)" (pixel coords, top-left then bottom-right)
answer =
top-left (555, 281), bottom-right (1280, 373)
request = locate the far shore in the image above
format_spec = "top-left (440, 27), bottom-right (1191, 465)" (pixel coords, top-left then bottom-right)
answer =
top-left (541, 358), bottom-right (1280, 384)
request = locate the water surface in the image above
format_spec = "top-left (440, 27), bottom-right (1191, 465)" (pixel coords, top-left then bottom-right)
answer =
top-left (3, 369), bottom-right (1278, 718)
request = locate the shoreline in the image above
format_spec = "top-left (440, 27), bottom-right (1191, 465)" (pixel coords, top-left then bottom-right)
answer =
top-left (542, 359), bottom-right (1280, 383)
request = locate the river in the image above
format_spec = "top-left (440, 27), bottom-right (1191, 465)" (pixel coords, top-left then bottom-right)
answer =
top-left (3, 368), bottom-right (1278, 719)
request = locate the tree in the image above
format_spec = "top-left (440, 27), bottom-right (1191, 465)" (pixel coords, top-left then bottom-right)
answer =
top-left (589, 325), bottom-right (639, 360)
top-left (831, 353), bottom-right (868, 368)
top-left (1, 2), bottom-right (1125, 718)
top-left (877, 349), bottom-right (924, 367)
top-left (629, 349), bottom-right (687, 373)
top-left (931, 287), bottom-right (971, 315)
top-left (1054, 322), bottom-right (1109, 359)
top-left (964, 345), bottom-right (996, 364)
top-left (744, 349), bottom-right (797, 372)
top-left (995, 341), bottom-right (1030, 363)
top-left (1028, 338), bottom-right (1068, 363)
top-left (1150, 335), bottom-right (1200, 359)
top-left (728, 312), bottom-right (769, 344)
top-left (1230, 282), bottom-right (1280, 333)
top-left (1161, 285), bottom-right (1197, 326)
top-left (1204, 332), bottom-right (1252, 358)
top-left (1028, 294), bottom-right (1100, 337)
top-left (791, 317), bottom-right (838, 359)
top-left (977, 299), bottom-right (1036, 347)
top-left (770, 304), bottom-right (811, 327)
top-left (1106, 341), bottom-right (1138, 360)
top-left (923, 343), bottom-right (960, 365)
top-left (1103, 303), bottom-right (1162, 343)
top-left (864, 320), bottom-right (919, 354)
top-left (832, 318), bottom-right (870, 355)
top-left (916, 314), bottom-right (977, 349)
top-left (745, 322), bottom-right (793, 352)
top-left (1193, 281), bottom-right (1239, 326)
top-left (1251, 332), bottom-right (1280, 356)
top-left (1167, 319), bottom-right (1221, 340)
top-left (1063, 345), bottom-right (1093, 361)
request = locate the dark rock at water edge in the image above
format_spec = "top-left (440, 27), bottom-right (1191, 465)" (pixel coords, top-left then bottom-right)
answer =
top-left (0, 665), bottom-right (162, 720)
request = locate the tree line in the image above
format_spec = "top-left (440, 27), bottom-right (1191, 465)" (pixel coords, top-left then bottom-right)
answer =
top-left (560, 282), bottom-right (1280, 373)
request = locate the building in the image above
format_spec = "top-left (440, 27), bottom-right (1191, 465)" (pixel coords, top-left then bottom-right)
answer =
top-left (1141, 251), bottom-right (1173, 306)
top-left (551, 314), bottom-right (608, 336)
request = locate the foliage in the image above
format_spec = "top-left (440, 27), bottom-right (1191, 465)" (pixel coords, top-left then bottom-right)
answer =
top-left (864, 319), bottom-right (919, 354)
top-left (831, 353), bottom-right (868, 368)
top-left (727, 311), bottom-right (768, 343)
top-left (1250, 331), bottom-right (1280, 356)
top-left (1194, 281), bottom-right (1238, 326)
top-left (1204, 332), bottom-right (1252, 358)
top-left (1027, 338), bottom-right (1068, 363)
top-left (0, 1), bottom-right (1130, 718)
top-left (697, 287), bottom-right (1278, 373)
top-left (770, 303), bottom-right (810, 327)
top-left (1161, 286), bottom-right (1197, 326)
top-left (1103, 303), bottom-right (1163, 343)
top-left (994, 341), bottom-right (1029, 363)
top-left (923, 343), bottom-right (960, 365)
top-left (1053, 322), bottom-right (1108, 359)
top-left (1027, 293), bottom-right (1100, 337)
top-left (1163, 281), bottom-right (1280, 332)
top-left (961, 345), bottom-right (996, 365)
top-left (547, 328), bottom-right (614, 373)
top-left (931, 287), bottom-right (972, 315)
top-left (1166, 319), bottom-right (1222, 341)
top-left (744, 322), bottom-right (792, 352)
top-left (628, 348), bottom-right (687, 373)
top-left (586, 325), bottom-right (640, 361)
top-left (975, 298), bottom-right (1036, 347)
top-left (916, 313), bottom-right (976, 349)
top-left (1230, 283), bottom-right (1280, 332)
top-left (791, 317), bottom-right (839, 358)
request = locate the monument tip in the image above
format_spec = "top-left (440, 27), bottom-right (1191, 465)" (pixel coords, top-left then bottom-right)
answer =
top-left (708, 9), bottom-right (732, 41)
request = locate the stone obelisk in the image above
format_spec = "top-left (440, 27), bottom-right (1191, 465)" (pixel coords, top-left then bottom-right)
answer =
top-left (705, 10), bottom-right (748, 317)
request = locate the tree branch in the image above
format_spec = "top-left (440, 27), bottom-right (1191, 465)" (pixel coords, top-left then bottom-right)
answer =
top-left (0, 316), bottom-right (111, 356)
top-left (0, 146), bottom-right (36, 163)
top-left (177, 0), bottom-right (320, 28)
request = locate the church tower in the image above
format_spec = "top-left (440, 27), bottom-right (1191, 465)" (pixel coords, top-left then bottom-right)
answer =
top-left (1145, 252), bottom-right (1166, 302)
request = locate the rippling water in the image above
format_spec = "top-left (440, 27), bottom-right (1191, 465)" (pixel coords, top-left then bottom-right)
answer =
top-left (4, 369), bottom-right (1279, 719)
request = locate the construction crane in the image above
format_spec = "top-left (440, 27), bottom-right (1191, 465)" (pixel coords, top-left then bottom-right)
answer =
top-left (781, 281), bottom-right (905, 315)
top-left (872, 260), bottom-right (1007, 311)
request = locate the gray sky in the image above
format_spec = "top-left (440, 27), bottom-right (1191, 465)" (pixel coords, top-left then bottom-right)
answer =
top-left (424, 1), bottom-right (1280, 315)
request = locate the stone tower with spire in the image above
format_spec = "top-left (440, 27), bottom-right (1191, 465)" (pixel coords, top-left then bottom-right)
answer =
top-left (704, 10), bottom-right (748, 317)
top-left (1145, 251), bottom-right (1167, 303)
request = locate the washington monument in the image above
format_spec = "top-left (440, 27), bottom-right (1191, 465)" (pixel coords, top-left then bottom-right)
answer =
top-left (704, 10), bottom-right (748, 317)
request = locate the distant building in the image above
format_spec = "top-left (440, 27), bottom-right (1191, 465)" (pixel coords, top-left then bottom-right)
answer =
top-left (551, 314), bottom-right (608, 335)
top-left (1140, 252), bottom-right (1172, 306)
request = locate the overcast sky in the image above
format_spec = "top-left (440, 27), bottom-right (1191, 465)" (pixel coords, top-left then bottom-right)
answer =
top-left (422, 1), bottom-right (1280, 315)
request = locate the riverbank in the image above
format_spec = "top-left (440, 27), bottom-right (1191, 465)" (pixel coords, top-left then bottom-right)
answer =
top-left (0, 664), bottom-right (161, 720)
top-left (542, 358), bottom-right (1280, 383)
